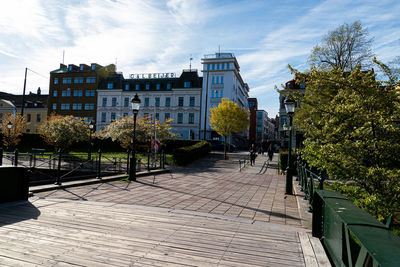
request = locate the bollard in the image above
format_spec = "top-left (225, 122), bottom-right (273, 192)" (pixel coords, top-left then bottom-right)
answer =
top-left (55, 149), bottom-right (62, 185)
top-left (0, 147), bottom-right (3, 166)
top-left (97, 149), bottom-right (102, 179)
top-left (163, 151), bottom-right (166, 169)
top-left (14, 149), bottom-right (19, 166)
top-left (29, 154), bottom-right (33, 167)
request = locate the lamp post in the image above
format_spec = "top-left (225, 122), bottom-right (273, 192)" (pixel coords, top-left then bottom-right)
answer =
top-left (284, 98), bottom-right (295, 195)
top-left (7, 121), bottom-right (12, 152)
top-left (129, 94), bottom-right (141, 181)
top-left (88, 120), bottom-right (95, 160)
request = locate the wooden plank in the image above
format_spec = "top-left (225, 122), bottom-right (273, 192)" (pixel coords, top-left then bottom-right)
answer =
top-left (298, 232), bottom-right (318, 267)
top-left (308, 233), bottom-right (332, 267)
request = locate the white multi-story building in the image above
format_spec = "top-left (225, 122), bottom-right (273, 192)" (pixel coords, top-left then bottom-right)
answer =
top-left (200, 52), bottom-right (249, 145)
top-left (96, 70), bottom-right (202, 139)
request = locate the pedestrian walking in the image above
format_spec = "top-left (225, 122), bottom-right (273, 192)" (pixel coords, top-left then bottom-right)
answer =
top-left (267, 141), bottom-right (274, 161)
top-left (249, 144), bottom-right (256, 166)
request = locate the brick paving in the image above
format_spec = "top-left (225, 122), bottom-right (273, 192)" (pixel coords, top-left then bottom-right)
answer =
top-left (33, 152), bottom-right (302, 227)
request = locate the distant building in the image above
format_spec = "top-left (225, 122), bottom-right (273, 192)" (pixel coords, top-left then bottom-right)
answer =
top-left (0, 88), bottom-right (48, 133)
top-left (48, 63), bottom-right (116, 126)
top-left (255, 110), bottom-right (275, 143)
top-left (248, 98), bottom-right (258, 145)
top-left (96, 69), bottom-right (203, 139)
top-left (200, 52), bottom-right (249, 147)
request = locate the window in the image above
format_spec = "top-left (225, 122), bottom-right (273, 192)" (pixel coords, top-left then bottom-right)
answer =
top-left (80, 65), bottom-right (84, 71)
top-left (144, 98), bottom-right (149, 107)
top-left (216, 76), bottom-right (219, 84)
top-left (86, 90), bottom-right (95, 96)
top-left (220, 90), bottom-right (223, 97)
top-left (91, 64), bottom-right (95, 70)
top-left (189, 113), bottom-right (194, 124)
top-left (212, 64), bottom-right (215, 70)
top-left (211, 90), bottom-right (215, 98)
top-left (184, 81), bottom-right (191, 88)
top-left (222, 63), bottom-right (225, 70)
top-left (111, 112), bottom-right (116, 121)
top-left (207, 64), bottom-right (210, 70)
top-left (125, 84), bottom-right (129, 90)
top-left (37, 114), bottom-right (41, 122)
top-left (212, 76), bottom-right (215, 84)
top-left (102, 98), bottom-right (107, 107)
top-left (145, 83), bottom-right (150, 90)
top-left (217, 64), bottom-right (220, 70)
top-left (101, 112), bottom-right (106, 122)
top-left (226, 63), bottom-right (229, 69)
top-left (27, 114), bottom-right (31, 122)
top-left (165, 113), bottom-right (170, 121)
top-left (123, 113), bottom-right (128, 117)
top-left (177, 113), bottom-right (183, 124)
top-left (69, 65), bottom-right (73, 71)
top-left (135, 84), bottom-right (140, 90)
top-left (73, 103), bottom-right (82, 110)
top-left (165, 97), bottom-right (170, 107)
top-left (54, 78), bottom-right (58, 84)
top-left (124, 97), bottom-right (129, 107)
top-left (112, 97), bottom-right (117, 107)
top-left (107, 83), bottom-right (113, 89)
top-left (178, 97), bottom-right (184, 106)
top-left (61, 104), bottom-right (70, 110)
top-left (257, 127), bottom-right (262, 132)
top-left (62, 77), bottom-right (71, 84)
top-left (62, 90), bottom-right (71, 97)
top-left (52, 103), bottom-right (57, 110)
top-left (73, 90), bottom-right (82, 97)
top-left (189, 97), bottom-right (195, 107)
top-left (85, 103), bottom-right (94, 110)
top-left (215, 91), bottom-right (219, 98)
top-left (53, 90), bottom-right (57, 97)
top-left (155, 113), bottom-right (159, 120)
top-left (74, 77), bottom-right (84, 84)
top-left (221, 76), bottom-right (224, 84)
top-left (257, 112), bottom-right (262, 118)
top-left (155, 97), bottom-right (160, 107)
top-left (156, 83), bottom-right (160, 90)
top-left (86, 77), bottom-right (96, 83)
top-left (166, 83), bottom-right (171, 90)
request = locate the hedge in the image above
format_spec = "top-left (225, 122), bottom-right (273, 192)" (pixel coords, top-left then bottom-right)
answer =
top-left (162, 139), bottom-right (201, 153)
top-left (173, 141), bottom-right (211, 165)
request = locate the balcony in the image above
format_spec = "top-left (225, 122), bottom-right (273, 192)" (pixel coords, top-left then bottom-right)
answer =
top-left (203, 53), bottom-right (234, 59)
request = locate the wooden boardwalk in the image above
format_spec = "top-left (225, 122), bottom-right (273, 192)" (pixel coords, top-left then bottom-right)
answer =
top-left (0, 198), bottom-right (329, 267)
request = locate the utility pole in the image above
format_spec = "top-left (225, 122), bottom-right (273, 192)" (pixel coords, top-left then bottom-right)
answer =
top-left (21, 67), bottom-right (27, 116)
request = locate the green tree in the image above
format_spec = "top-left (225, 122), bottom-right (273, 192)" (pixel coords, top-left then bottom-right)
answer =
top-left (97, 115), bottom-right (177, 150)
top-left (39, 114), bottom-right (88, 152)
top-left (284, 59), bottom-right (400, 221)
top-left (209, 98), bottom-right (249, 159)
top-left (0, 113), bottom-right (26, 150)
top-left (309, 21), bottom-right (373, 71)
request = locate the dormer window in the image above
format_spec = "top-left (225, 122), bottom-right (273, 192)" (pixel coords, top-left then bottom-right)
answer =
top-left (68, 65), bottom-right (73, 71)
top-left (184, 82), bottom-right (191, 88)
top-left (80, 65), bottom-right (84, 70)
top-left (107, 83), bottom-right (113, 89)
top-left (91, 64), bottom-right (95, 70)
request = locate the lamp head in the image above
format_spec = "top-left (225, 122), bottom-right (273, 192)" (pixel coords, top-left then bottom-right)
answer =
top-left (7, 121), bottom-right (12, 129)
top-left (131, 94), bottom-right (141, 114)
top-left (284, 98), bottom-right (296, 115)
top-left (89, 120), bottom-right (95, 129)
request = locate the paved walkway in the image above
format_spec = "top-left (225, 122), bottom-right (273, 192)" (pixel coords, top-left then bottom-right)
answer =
top-left (33, 152), bottom-right (301, 227)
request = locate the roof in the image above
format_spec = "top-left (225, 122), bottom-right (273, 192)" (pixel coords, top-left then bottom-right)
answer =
top-left (0, 91), bottom-right (48, 108)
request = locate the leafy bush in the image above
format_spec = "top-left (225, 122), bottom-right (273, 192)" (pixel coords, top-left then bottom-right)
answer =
top-left (173, 141), bottom-right (211, 165)
top-left (162, 139), bottom-right (200, 153)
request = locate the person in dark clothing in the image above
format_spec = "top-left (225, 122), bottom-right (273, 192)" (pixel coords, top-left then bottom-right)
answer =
top-left (267, 141), bottom-right (274, 161)
top-left (249, 144), bottom-right (256, 166)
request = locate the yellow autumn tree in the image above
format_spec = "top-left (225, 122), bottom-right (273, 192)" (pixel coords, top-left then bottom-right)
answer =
top-left (0, 113), bottom-right (27, 150)
top-left (209, 98), bottom-right (249, 159)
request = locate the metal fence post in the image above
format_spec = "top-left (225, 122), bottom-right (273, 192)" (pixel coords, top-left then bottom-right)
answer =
top-left (126, 149), bottom-right (130, 174)
top-left (97, 149), bottom-right (102, 179)
top-left (147, 149), bottom-right (150, 171)
top-left (0, 147), bottom-right (3, 166)
top-left (14, 149), bottom-right (19, 166)
top-left (55, 149), bottom-right (62, 185)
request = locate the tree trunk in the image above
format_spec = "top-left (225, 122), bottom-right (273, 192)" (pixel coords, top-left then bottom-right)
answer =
top-left (224, 136), bottom-right (227, 160)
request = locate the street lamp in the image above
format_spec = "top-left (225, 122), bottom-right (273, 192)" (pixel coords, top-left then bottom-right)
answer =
top-left (88, 120), bottom-right (95, 160)
top-left (129, 94), bottom-right (141, 181)
top-left (7, 121), bottom-right (12, 151)
top-left (284, 98), bottom-right (296, 195)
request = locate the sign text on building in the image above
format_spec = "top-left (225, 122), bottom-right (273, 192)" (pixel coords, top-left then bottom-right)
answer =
top-left (129, 73), bottom-right (176, 79)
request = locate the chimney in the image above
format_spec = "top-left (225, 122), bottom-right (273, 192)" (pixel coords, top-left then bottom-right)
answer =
top-left (37, 87), bottom-right (41, 95)
top-left (60, 63), bottom-right (67, 69)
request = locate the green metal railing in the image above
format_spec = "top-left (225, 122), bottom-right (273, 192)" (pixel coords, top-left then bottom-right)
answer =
top-left (296, 159), bottom-right (325, 212)
top-left (313, 190), bottom-right (400, 267)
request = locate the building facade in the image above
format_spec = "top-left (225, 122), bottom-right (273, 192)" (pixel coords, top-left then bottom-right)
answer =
top-left (255, 110), bottom-right (275, 143)
top-left (200, 52), bottom-right (250, 146)
top-left (48, 63), bottom-right (116, 125)
top-left (96, 69), bottom-right (203, 139)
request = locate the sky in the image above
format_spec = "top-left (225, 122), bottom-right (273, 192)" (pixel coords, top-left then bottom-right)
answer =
top-left (1, 0), bottom-right (400, 117)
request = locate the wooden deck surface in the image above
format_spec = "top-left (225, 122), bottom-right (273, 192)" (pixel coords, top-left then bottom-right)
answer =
top-left (0, 198), bottom-right (329, 267)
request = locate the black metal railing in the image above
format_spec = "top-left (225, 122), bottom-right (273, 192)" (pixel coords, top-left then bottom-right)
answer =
top-left (296, 158), bottom-right (325, 212)
top-left (239, 155), bottom-right (250, 171)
